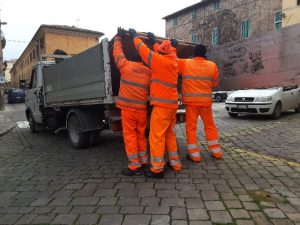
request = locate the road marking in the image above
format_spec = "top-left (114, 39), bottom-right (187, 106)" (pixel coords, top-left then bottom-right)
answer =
top-left (227, 147), bottom-right (300, 168)
top-left (16, 121), bottom-right (29, 129)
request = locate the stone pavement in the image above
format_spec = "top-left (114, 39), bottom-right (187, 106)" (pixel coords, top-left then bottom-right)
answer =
top-left (0, 114), bottom-right (15, 137)
top-left (0, 104), bottom-right (300, 225)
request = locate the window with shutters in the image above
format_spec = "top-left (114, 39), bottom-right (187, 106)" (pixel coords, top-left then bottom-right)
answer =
top-left (191, 34), bottom-right (198, 44)
top-left (241, 19), bottom-right (250, 39)
top-left (192, 9), bottom-right (197, 19)
top-left (213, 0), bottom-right (220, 10)
top-left (173, 17), bottom-right (178, 27)
top-left (274, 11), bottom-right (282, 30)
top-left (211, 27), bottom-right (219, 46)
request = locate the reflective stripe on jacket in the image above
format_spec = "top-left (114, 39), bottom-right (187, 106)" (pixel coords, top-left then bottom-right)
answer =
top-left (113, 36), bottom-right (151, 110)
top-left (134, 37), bottom-right (178, 109)
top-left (177, 57), bottom-right (219, 106)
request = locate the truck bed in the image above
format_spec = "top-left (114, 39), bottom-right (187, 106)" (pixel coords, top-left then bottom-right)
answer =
top-left (43, 33), bottom-right (195, 108)
top-left (43, 43), bottom-right (107, 106)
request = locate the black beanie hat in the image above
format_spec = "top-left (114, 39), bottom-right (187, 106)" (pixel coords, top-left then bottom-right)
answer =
top-left (194, 44), bottom-right (207, 57)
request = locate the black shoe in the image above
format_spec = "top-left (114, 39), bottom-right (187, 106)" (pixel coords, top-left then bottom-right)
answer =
top-left (144, 169), bottom-right (164, 179)
top-left (141, 164), bottom-right (150, 170)
top-left (121, 168), bottom-right (143, 176)
top-left (186, 154), bottom-right (201, 163)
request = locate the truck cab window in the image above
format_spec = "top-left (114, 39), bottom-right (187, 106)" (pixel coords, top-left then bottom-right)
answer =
top-left (30, 69), bottom-right (37, 89)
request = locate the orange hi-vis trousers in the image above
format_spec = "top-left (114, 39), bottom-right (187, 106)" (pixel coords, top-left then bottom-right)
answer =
top-left (121, 109), bottom-right (148, 170)
top-left (149, 106), bottom-right (182, 173)
top-left (186, 105), bottom-right (222, 160)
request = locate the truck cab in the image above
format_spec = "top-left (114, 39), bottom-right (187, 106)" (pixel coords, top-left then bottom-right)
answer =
top-left (25, 61), bottom-right (53, 132)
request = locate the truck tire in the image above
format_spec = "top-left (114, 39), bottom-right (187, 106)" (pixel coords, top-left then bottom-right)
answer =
top-left (228, 112), bottom-right (238, 118)
top-left (28, 112), bottom-right (37, 133)
top-left (272, 102), bottom-right (282, 120)
top-left (215, 94), bottom-right (222, 102)
top-left (67, 115), bottom-right (90, 149)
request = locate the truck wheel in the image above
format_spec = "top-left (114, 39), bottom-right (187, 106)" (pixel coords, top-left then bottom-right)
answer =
top-left (228, 112), bottom-right (238, 118)
top-left (67, 115), bottom-right (90, 149)
top-left (28, 112), bottom-right (37, 133)
top-left (215, 94), bottom-right (222, 102)
top-left (272, 102), bottom-right (282, 120)
top-left (295, 104), bottom-right (300, 113)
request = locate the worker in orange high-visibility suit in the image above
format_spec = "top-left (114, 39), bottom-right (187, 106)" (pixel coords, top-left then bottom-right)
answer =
top-left (174, 42), bottom-right (222, 162)
top-left (129, 28), bottom-right (182, 179)
top-left (113, 28), bottom-right (151, 176)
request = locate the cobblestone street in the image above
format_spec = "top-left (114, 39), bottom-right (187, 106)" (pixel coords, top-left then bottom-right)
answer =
top-left (0, 103), bottom-right (300, 225)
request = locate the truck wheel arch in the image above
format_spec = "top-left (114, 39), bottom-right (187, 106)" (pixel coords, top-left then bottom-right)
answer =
top-left (66, 108), bottom-right (104, 133)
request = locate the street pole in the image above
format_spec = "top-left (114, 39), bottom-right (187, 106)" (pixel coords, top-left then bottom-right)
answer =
top-left (0, 21), bottom-right (7, 111)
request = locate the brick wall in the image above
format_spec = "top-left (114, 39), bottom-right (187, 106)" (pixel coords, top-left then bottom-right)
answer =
top-left (165, 0), bottom-right (282, 46)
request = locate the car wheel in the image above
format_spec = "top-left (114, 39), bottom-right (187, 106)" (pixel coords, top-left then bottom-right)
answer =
top-left (295, 103), bottom-right (300, 113)
top-left (228, 112), bottom-right (238, 118)
top-left (28, 112), bottom-right (37, 133)
top-left (272, 102), bottom-right (282, 120)
top-left (67, 115), bottom-right (90, 149)
top-left (215, 94), bottom-right (222, 102)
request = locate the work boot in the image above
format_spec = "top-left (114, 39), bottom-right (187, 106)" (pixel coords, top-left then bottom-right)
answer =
top-left (144, 169), bottom-right (164, 179)
top-left (186, 153), bottom-right (201, 163)
top-left (211, 152), bottom-right (222, 159)
top-left (121, 168), bottom-right (143, 176)
top-left (141, 163), bottom-right (150, 170)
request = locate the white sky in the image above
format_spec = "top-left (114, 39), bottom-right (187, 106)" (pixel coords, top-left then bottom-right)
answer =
top-left (0, 0), bottom-right (200, 60)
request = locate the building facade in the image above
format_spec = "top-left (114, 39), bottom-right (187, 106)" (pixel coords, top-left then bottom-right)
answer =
top-left (164, 0), bottom-right (282, 47)
top-left (282, 0), bottom-right (300, 27)
top-left (4, 59), bottom-right (16, 89)
top-left (10, 25), bottom-right (104, 88)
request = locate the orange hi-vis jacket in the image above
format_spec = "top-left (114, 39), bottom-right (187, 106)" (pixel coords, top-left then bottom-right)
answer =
top-left (177, 57), bottom-right (219, 106)
top-left (113, 36), bottom-right (151, 111)
top-left (134, 37), bottom-right (178, 109)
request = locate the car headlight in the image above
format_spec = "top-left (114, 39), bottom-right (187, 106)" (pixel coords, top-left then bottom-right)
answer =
top-left (226, 96), bottom-right (234, 102)
top-left (254, 96), bottom-right (272, 102)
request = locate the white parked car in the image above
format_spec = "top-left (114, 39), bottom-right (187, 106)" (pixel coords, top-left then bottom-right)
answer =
top-left (225, 86), bottom-right (300, 119)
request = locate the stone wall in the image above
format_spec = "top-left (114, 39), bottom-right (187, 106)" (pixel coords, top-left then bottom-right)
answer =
top-left (165, 0), bottom-right (282, 46)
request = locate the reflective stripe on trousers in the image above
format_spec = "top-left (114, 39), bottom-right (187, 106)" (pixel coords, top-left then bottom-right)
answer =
top-left (207, 139), bottom-right (219, 146)
top-left (190, 151), bottom-right (201, 158)
top-left (169, 159), bottom-right (181, 166)
top-left (129, 161), bottom-right (142, 167)
top-left (187, 142), bottom-right (201, 161)
top-left (139, 151), bottom-right (148, 164)
top-left (211, 147), bottom-right (221, 154)
top-left (167, 151), bottom-right (182, 171)
top-left (188, 143), bottom-right (198, 149)
top-left (127, 153), bottom-right (138, 160)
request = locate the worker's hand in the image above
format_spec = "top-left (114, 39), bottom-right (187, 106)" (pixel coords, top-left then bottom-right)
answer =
top-left (170, 38), bottom-right (178, 47)
top-left (147, 32), bottom-right (156, 45)
top-left (129, 28), bottom-right (137, 39)
top-left (117, 27), bottom-right (125, 37)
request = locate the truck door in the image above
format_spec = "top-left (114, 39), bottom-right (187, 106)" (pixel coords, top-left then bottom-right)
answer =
top-left (26, 68), bottom-right (43, 123)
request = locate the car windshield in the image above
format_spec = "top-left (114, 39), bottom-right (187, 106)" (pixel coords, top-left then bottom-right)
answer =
top-left (11, 89), bottom-right (24, 93)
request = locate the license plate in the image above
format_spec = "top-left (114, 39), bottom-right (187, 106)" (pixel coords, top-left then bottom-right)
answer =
top-left (237, 105), bottom-right (247, 109)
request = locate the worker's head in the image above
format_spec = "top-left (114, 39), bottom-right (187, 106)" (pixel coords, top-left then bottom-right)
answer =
top-left (158, 40), bottom-right (172, 55)
top-left (194, 44), bottom-right (207, 58)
